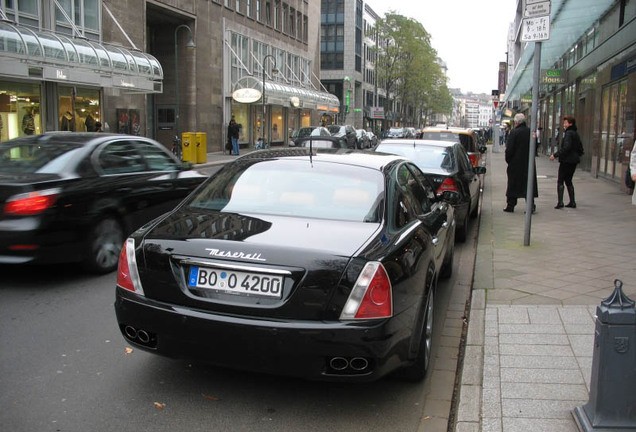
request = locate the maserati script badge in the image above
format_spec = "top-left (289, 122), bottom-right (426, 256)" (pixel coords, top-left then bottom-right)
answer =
top-left (205, 248), bottom-right (266, 262)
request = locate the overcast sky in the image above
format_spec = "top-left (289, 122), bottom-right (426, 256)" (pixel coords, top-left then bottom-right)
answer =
top-left (364, 0), bottom-right (517, 95)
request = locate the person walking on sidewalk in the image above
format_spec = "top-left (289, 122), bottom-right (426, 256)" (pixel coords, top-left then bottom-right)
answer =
top-left (227, 119), bottom-right (240, 155)
top-left (550, 116), bottom-right (584, 209)
top-left (504, 113), bottom-right (538, 213)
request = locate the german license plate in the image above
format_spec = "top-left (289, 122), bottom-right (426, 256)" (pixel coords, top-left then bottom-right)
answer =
top-left (188, 266), bottom-right (283, 298)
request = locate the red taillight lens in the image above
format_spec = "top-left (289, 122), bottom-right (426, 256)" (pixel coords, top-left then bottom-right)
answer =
top-left (436, 177), bottom-right (458, 194)
top-left (468, 153), bottom-right (479, 167)
top-left (340, 262), bottom-right (393, 320)
top-left (116, 238), bottom-right (144, 295)
top-left (4, 189), bottom-right (60, 215)
top-left (117, 244), bottom-right (135, 292)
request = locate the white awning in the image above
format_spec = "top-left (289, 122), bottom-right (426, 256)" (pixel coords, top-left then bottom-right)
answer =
top-left (0, 22), bottom-right (163, 93)
top-left (264, 81), bottom-right (340, 112)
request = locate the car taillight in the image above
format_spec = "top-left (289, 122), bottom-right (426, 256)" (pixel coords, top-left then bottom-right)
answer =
top-left (340, 262), bottom-right (392, 320)
top-left (468, 153), bottom-right (479, 167)
top-left (4, 188), bottom-right (60, 215)
top-left (436, 178), bottom-right (458, 194)
top-left (117, 238), bottom-right (144, 295)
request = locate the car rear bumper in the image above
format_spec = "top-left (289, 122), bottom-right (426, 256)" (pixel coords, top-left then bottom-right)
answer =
top-left (0, 223), bottom-right (84, 265)
top-left (114, 288), bottom-right (414, 382)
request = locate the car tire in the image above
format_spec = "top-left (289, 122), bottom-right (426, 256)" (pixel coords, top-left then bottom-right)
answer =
top-left (440, 246), bottom-right (454, 279)
top-left (398, 289), bottom-right (434, 382)
top-left (455, 214), bottom-right (468, 243)
top-left (84, 217), bottom-right (124, 274)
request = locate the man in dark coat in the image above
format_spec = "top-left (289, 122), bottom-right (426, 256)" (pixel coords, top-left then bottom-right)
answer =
top-left (504, 113), bottom-right (538, 213)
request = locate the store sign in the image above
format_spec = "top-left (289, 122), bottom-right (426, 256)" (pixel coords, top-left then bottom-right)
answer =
top-left (541, 69), bottom-right (565, 84)
top-left (232, 88), bottom-right (262, 104)
top-left (371, 106), bottom-right (384, 119)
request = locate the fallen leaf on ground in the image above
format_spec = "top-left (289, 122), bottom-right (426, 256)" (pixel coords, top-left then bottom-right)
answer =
top-left (125, 347), bottom-right (133, 354)
top-left (154, 402), bottom-right (165, 410)
top-left (422, 416), bottom-right (430, 420)
top-left (202, 394), bottom-right (220, 401)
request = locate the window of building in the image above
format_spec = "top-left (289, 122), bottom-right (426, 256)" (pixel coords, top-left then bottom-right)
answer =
top-left (289, 7), bottom-right (295, 37)
top-left (246, 0), bottom-right (252, 17)
top-left (265, 0), bottom-right (271, 26)
top-left (274, 0), bottom-right (280, 30)
top-left (54, 0), bottom-right (100, 40)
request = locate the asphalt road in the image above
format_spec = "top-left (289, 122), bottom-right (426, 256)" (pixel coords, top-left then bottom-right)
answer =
top-left (0, 165), bottom-right (479, 432)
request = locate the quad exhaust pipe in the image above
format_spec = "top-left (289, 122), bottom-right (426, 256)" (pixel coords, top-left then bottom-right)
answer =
top-left (123, 325), bottom-right (155, 347)
top-left (328, 356), bottom-right (370, 373)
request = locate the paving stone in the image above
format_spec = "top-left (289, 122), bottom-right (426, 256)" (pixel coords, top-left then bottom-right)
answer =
top-left (456, 385), bottom-right (481, 423)
top-left (482, 386), bottom-right (501, 418)
top-left (497, 308), bottom-right (530, 324)
top-left (500, 367), bottom-right (585, 384)
top-left (461, 345), bottom-right (483, 386)
top-left (499, 355), bottom-right (579, 369)
top-left (481, 418), bottom-right (503, 432)
top-left (559, 307), bottom-right (595, 324)
top-left (499, 333), bottom-right (570, 345)
top-left (454, 422), bottom-right (480, 432)
top-left (502, 398), bottom-right (587, 418)
top-left (502, 418), bottom-right (578, 432)
top-left (501, 382), bottom-right (589, 400)
top-left (466, 309), bottom-right (484, 345)
top-left (499, 344), bottom-right (573, 357)
top-left (567, 334), bottom-right (594, 357)
top-left (498, 323), bottom-right (564, 334)
top-left (526, 307), bottom-right (561, 323)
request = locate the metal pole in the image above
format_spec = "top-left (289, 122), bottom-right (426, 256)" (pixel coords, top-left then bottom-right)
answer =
top-left (262, 54), bottom-right (276, 144)
top-left (174, 24), bottom-right (195, 148)
top-left (524, 41), bottom-right (541, 246)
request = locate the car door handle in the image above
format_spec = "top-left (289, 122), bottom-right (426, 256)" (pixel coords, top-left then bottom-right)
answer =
top-left (442, 221), bottom-right (449, 228)
top-left (432, 237), bottom-right (439, 246)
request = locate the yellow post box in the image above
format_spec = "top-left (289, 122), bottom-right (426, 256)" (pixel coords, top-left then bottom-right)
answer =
top-left (195, 132), bottom-right (207, 163)
top-left (181, 132), bottom-right (195, 162)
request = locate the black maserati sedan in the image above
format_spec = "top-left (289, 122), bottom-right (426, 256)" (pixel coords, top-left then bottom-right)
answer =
top-left (115, 149), bottom-right (455, 382)
top-left (375, 139), bottom-right (486, 242)
top-left (0, 133), bottom-right (206, 273)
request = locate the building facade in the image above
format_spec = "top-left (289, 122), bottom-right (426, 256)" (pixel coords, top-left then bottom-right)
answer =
top-left (505, 0), bottom-right (635, 192)
top-left (0, 0), bottom-right (338, 152)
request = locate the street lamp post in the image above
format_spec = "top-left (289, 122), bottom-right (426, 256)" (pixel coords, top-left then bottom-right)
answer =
top-left (261, 54), bottom-right (277, 144)
top-left (174, 24), bottom-right (196, 155)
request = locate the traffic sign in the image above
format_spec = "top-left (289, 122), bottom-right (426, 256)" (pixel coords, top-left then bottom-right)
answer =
top-left (522, 16), bottom-right (550, 42)
top-left (525, 1), bottom-right (550, 18)
top-left (493, 101), bottom-right (499, 109)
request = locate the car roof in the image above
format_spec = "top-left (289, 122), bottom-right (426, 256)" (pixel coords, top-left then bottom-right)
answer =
top-left (238, 148), bottom-right (407, 171)
top-left (8, 132), bottom-right (153, 147)
top-left (422, 127), bottom-right (475, 135)
top-left (378, 139), bottom-right (460, 148)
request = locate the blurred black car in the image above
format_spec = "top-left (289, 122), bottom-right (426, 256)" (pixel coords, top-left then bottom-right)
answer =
top-left (375, 139), bottom-right (486, 242)
top-left (0, 132), bottom-right (206, 273)
top-left (115, 149), bottom-right (455, 382)
top-left (355, 129), bottom-right (370, 149)
top-left (327, 125), bottom-right (357, 148)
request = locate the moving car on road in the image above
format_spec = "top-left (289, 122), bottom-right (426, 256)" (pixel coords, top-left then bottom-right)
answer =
top-left (0, 133), bottom-right (206, 273)
top-left (375, 139), bottom-right (486, 242)
top-left (115, 149), bottom-right (455, 382)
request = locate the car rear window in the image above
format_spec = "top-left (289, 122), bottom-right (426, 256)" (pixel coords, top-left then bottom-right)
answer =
top-left (376, 144), bottom-right (454, 171)
top-left (188, 159), bottom-right (384, 222)
top-left (0, 142), bottom-right (83, 173)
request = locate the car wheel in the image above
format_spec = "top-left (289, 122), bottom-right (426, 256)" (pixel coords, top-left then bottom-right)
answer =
top-left (440, 246), bottom-right (454, 279)
top-left (398, 289), bottom-right (434, 382)
top-left (84, 217), bottom-right (124, 273)
top-left (455, 214), bottom-right (468, 243)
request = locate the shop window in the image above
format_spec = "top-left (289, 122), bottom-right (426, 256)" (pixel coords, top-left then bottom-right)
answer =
top-left (0, 81), bottom-right (41, 141)
top-left (271, 106), bottom-right (283, 143)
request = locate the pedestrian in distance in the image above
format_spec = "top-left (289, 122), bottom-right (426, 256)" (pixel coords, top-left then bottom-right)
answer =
top-left (227, 119), bottom-right (240, 155)
top-left (95, 121), bottom-right (103, 132)
top-left (550, 116), bottom-right (584, 209)
top-left (503, 113), bottom-right (538, 213)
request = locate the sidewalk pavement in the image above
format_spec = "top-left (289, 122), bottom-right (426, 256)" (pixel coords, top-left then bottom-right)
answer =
top-left (455, 147), bottom-right (636, 432)
top-left (196, 146), bottom-right (636, 432)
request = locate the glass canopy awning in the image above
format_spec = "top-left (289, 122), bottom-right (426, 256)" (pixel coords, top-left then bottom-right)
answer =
top-left (0, 21), bottom-right (163, 93)
top-left (505, 0), bottom-right (615, 102)
top-left (265, 81), bottom-right (340, 112)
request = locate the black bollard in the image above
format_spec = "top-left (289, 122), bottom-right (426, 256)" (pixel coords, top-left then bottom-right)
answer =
top-left (573, 279), bottom-right (636, 431)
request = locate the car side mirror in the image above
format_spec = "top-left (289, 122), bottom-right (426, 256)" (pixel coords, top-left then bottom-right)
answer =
top-left (473, 166), bottom-right (487, 175)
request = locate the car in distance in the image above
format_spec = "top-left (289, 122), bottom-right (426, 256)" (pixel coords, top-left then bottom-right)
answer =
top-left (366, 130), bottom-right (378, 147)
top-left (386, 127), bottom-right (406, 139)
top-left (355, 129), bottom-right (370, 149)
top-left (420, 127), bottom-right (486, 168)
top-left (294, 136), bottom-right (349, 152)
top-left (375, 139), bottom-right (486, 242)
top-left (115, 149), bottom-right (455, 382)
top-left (0, 132), bottom-right (206, 273)
top-left (327, 124), bottom-right (357, 148)
top-left (289, 126), bottom-right (331, 146)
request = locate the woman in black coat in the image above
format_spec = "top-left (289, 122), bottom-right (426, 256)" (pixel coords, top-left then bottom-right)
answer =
top-left (504, 113), bottom-right (538, 212)
top-left (550, 116), bottom-right (583, 208)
